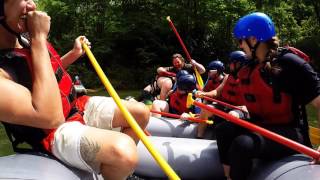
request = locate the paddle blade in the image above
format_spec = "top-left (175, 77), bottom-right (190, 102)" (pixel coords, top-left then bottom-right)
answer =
top-left (186, 93), bottom-right (194, 108)
top-left (310, 126), bottom-right (320, 145)
top-left (194, 69), bottom-right (204, 89)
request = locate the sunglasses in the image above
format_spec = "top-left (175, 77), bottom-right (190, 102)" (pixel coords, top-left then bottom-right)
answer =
top-left (172, 54), bottom-right (182, 58)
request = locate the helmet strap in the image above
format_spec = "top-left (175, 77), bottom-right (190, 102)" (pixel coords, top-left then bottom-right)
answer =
top-left (0, 20), bottom-right (30, 48)
top-left (246, 39), bottom-right (260, 61)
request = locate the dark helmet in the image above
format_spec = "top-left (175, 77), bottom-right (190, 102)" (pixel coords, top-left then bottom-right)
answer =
top-left (177, 74), bottom-right (196, 92)
top-left (233, 12), bottom-right (276, 42)
top-left (176, 70), bottom-right (189, 79)
top-left (229, 51), bottom-right (248, 65)
top-left (207, 60), bottom-right (225, 73)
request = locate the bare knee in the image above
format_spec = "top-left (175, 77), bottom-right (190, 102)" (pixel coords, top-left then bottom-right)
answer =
top-left (131, 102), bottom-right (150, 128)
top-left (162, 81), bottom-right (173, 91)
top-left (110, 136), bottom-right (138, 170)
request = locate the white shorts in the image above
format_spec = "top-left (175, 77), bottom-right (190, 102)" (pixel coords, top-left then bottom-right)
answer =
top-left (51, 121), bottom-right (94, 172)
top-left (51, 96), bottom-right (118, 173)
top-left (83, 96), bottom-right (117, 130)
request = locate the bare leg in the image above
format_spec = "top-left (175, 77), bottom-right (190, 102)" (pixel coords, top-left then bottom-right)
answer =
top-left (223, 164), bottom-right (231, 180)
top-left (112, 100), bottom-right (150, 143)
top-left (197, 109), bottom-right (212, 138)
top-left (80, 127), bottom-right (138, 180)
top-left (151, 100), bottom-right (169, 118)
top-left (157, 77), bottom-right (173, 100)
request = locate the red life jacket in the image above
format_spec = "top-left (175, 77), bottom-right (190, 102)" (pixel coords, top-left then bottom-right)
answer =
top-left (219, 75), bottom-right (241, 105)
top-left (169, 91), bottom-right (190, 114)
top-left (0, 43), bottom-right (85, 153)
top-left (46, 43), bottom-right (77, 118)
top-left (6, 44), bottom-right (76, 118)
top-left (203, 77), bottom-right (223, 92)
top-left (237, 63), bottom-right (294, 125)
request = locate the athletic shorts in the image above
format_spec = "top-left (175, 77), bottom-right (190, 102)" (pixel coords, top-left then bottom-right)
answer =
top-left (51, 96), bottom-right (117, 173)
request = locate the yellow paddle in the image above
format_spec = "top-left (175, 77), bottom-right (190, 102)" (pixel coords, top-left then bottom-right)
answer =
top-left (310, 126), bottom-right (320, 145)
top-left (82, 43), bottom-right (180, 180)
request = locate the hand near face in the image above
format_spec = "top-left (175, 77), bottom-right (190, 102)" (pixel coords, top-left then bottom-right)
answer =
top-left (27, 11), bottom-right (50, 40)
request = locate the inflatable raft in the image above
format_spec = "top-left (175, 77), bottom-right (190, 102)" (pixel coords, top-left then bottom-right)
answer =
top-left (135, 116), bottom-right (320, 179)
top-left (146, 116), bottom-right (215, 139)
top-left (0, 153), bottom-right (103, 180)
top-left (1, 116), bottom-right (319, 180)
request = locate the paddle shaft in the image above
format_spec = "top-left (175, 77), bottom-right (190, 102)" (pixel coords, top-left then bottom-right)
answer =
top-left (150, 110), bottom-right (209, 123)
top-left (192, 100), bottom-right (320, 159)
top-left (82, 43), bottom-right (180, 180)
top-left (167, 17), bottom-right (204, 89)
top-left (167, 19), bottom-right (192, 61)
top-left (202, 96), bottom-right (245, 112)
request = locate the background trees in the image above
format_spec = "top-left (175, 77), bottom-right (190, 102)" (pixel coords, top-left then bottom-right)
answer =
top-left (38, 0), bottom-right (320, 89)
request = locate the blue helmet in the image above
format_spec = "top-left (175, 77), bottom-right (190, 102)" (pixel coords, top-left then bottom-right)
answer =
top-left (207, 60), bottom-right (225, 73)
top-left (177, 74), bottom-right (196, 92)
top-left (176, 70), bottom-right (190, 80)
top-left (229, 51), bottom-right (248, 65)
top-left (233, 12), bottom-right (276, 42)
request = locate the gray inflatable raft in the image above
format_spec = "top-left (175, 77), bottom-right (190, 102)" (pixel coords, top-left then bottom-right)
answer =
top-left (135, 136), bottom-right (320, 180)
top-left (146, 116), bottom-right (214, 139)
top-left (0, 153), bottom-right (102, 180)
top-left (146, 116), bottom-right (198, 138)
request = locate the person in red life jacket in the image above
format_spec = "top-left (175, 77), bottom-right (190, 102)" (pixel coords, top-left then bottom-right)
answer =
top-left (195, 51), bottom-right (249, 138)
top-left (202, 60), bottom-right (226, 92)
top-left (0, 1), bottom-right (149, 179)
top-left (151, 73), bottom-right (200, 120)
top-left (139, 53), bottom-right (205, 102)
top-left (215, 12), bottom-right (320, 180)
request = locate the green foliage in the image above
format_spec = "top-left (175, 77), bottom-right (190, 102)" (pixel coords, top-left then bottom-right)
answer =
top-left (37, 0), bottom-right (319, 89)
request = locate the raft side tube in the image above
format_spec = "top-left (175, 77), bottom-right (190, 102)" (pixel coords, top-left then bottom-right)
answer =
top-left (135, 136), bottom-right (224, 179)
top-left (136, 136), bottom-right (320, 180)
top-left (146, 116), bottom-right (215, 139)
top-left (249, 154), bottom-right (320, 180)
top-left (0, 153), bottom-right (102, 180)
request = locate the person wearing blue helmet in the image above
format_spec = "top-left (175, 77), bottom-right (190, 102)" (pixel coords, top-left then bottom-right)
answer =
top-left (138, 53), bottom-right (205, 102)
top-left (215, 12), bottom-right (320, 180)
top-left (151, 73), bottom-right (200, 120)
top-left (202, 60), bottom-right (226, 92)
top-left (195, 51), bottom-right (248, 139)
top-left (155, 53), bottom-right (205, 100)
top-left (169, 70), bottom-right (190, 92)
